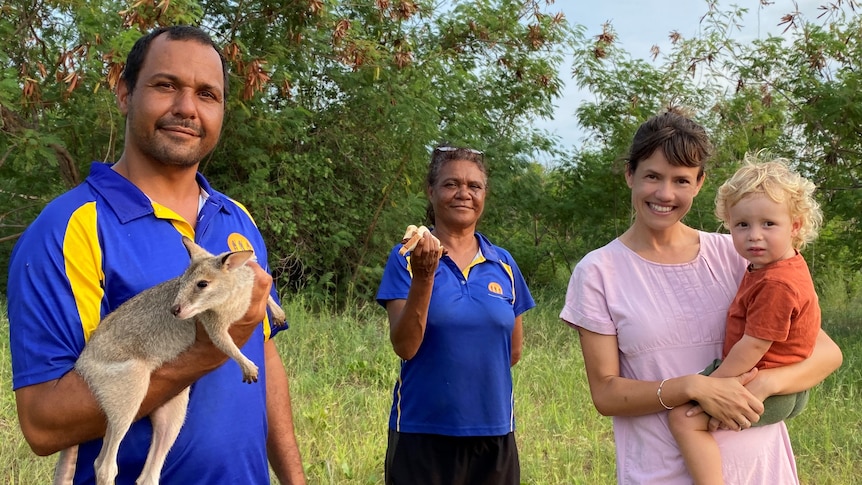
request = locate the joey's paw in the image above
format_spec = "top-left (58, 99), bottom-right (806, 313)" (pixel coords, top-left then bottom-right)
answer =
top-left (241, 364), bottom-right (260, 383)
top-left (270, 304), bottom-right (287, 327)
top-left (266, 295), bottom-right (287, 327)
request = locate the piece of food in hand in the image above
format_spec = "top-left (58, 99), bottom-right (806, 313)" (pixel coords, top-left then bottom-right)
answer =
top-left (399, 224), bottom-right (429, 255)
top-left (400, 225), bottom-right (421, 245)
top-left (399, 224), bottom-right (446, 257)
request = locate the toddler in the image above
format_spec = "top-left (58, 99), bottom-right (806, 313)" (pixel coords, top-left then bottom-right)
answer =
top-left (668, 155), bottom-right (823, 485)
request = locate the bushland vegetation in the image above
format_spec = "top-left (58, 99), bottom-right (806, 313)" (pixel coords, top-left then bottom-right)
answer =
top-left (2, 2), bottom-right (861, 481)
top-left (1, 1), bottom-right (860, 309)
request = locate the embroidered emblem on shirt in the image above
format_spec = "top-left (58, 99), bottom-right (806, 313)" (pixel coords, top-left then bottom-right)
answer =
top-left (227, 233), bottom-right (255, 253)
top-left (487, 282), bottom-right (503, 295)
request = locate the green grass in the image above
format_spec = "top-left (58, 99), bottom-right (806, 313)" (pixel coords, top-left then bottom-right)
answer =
top-left (1, 291), bottom-right (859, 484)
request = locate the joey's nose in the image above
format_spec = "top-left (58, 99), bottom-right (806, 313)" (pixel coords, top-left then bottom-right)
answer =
top-left (171, 304), bottom-right (181, 317)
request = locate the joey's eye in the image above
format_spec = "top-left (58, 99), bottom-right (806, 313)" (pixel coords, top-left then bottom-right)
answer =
top-left (196, 281), bottom-right (209, 289)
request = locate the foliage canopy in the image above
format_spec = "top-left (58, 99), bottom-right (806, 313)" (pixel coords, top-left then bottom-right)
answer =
top-left (0, 0), bottom-right (577, 304)
top-left (1, 0), bottom-right (860, 306)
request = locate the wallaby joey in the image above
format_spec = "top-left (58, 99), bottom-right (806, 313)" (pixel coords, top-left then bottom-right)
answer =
top-left (52, 236), bottom-right (286, 485)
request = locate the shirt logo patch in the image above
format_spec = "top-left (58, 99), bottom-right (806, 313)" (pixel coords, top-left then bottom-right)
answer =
top-left (227, 233), bottom-right (255, 252)
top-left (487, 282), bottom-right (503, 295)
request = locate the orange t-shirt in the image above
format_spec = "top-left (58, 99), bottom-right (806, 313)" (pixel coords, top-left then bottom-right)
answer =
top-left (723, 252), bottom-right (820, 369)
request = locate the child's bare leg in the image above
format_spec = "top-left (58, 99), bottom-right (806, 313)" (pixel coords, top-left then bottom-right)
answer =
top-left (669, 402), bottom-right (723, 485)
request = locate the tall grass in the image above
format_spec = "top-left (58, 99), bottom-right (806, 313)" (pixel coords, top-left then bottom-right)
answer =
top-left (1, 289), bottom-right (859, 484)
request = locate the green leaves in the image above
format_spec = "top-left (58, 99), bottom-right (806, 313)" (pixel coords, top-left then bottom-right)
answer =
top-left (555, 0), bottom-right (862, 286)
top-left (4, 1), bottom-right (860, 304)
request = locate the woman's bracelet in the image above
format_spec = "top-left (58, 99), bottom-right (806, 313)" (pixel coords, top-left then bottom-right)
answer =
top-left (657, 378), bottom-right (674, 410)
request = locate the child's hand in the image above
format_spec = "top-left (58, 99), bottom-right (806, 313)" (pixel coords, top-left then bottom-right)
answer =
top-left (742, 369), bottom-right (775, 403)
top-left (708, 416), bottom-right (725, 431)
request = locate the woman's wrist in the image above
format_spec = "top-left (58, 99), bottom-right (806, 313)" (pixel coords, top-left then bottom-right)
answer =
top-left (678, 373), bottom-right (705, 403)
top-left (657, 378), bottom-right (675, 410)
top-left (656, 374), bottom-right (699, 410)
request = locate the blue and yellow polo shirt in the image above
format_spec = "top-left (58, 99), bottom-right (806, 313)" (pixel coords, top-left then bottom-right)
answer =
top-left (7, 162), bottom-right (283, 484)
top-left (376, 232), bottom-right (535, 436)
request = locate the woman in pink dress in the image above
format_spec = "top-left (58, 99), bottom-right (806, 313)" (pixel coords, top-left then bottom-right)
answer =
top-left (559, 109), bottom-right (843, 484)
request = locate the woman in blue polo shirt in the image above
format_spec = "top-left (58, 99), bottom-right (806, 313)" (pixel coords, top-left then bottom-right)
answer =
top-left (376, 144), bottom-right (536, 485)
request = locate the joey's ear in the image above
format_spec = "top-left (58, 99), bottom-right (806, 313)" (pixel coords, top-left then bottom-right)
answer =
top-left (221, 250), bottom-right (255, 270)
top-left (182, 236), bottom-right (213, 261)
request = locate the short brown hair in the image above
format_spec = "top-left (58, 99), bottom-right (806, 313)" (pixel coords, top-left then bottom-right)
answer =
top-left (626, 107), bottom-right (712, 180)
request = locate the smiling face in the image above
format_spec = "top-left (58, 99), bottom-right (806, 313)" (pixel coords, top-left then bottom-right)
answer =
top-left (625, 148), bottom-right (705, 232)
top-left (117, 34), bottom-right (225, 169)
top-left (727, 193), bottom-right (800, 269)
top-left (427, 159), bottom-right (487, 231)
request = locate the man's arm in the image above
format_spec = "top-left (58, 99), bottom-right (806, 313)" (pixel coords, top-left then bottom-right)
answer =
top-left (265, 339), bottom-right (306, 484)
top-left (15, 263), bottom-right (273, 455)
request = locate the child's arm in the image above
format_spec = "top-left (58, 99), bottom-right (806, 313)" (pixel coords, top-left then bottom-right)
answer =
top-left (748, 329), bottom-right (842, 400)
top-left (710, 335), bottom-right (773, 378)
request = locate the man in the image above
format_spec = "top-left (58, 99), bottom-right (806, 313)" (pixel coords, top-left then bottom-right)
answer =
top-left (7, 26), bottom-right (305, 484)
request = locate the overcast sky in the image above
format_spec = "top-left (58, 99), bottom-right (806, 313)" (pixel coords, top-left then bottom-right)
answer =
top-left (540, 0), bottom-right (827, 152)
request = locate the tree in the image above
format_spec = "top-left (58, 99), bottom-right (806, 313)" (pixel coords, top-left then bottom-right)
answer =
top-left (0, 0), bottom-right (578, 304)
top-left (552, 0), bottom-right (862, 285)
top-left (5, 0), bottom-right (860, 305)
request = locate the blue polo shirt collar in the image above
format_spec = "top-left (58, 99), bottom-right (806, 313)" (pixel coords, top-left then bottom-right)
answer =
top-left (475, 232), bottom-right (501, 261)
top-left (85, 162), bottom-right (230, 224)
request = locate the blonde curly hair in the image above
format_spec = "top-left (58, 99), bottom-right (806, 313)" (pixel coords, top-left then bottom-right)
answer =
top-left (715, 153), bottom-right (823, 249)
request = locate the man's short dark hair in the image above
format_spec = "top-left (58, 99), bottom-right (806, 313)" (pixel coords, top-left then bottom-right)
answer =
top-left (121, 25), bottom-right (229, 101)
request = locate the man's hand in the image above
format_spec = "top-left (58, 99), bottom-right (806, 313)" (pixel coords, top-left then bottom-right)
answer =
top-left (195, 261), bottom-right (273, 353)
top-left (233, 261), bottom-right (274, 335)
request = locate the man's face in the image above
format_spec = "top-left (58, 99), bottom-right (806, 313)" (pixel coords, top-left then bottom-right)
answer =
top-left (117, 35), bottom-right (225, 168)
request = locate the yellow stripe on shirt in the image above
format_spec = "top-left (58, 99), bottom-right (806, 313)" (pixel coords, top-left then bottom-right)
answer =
top-left (63, 202), bottom-right (104, 341)
top-left (152, 201), bottom-right (195, 239)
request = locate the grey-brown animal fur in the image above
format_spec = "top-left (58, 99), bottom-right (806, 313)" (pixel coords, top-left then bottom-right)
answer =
top-left (52, 236), bottom-right (286, 485)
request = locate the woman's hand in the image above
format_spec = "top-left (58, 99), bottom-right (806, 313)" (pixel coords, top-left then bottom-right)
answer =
top-left (686, 369), bottom-right (763, 431)
top-left (388, 232), bottom-right (441, 360)
top-left (409, 232), bottom-right (443, 279)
